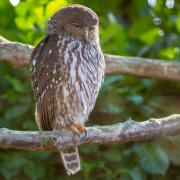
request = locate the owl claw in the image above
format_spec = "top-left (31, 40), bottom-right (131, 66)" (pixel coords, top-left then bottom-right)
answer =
top-left (83, 129), bottom-right (87, 137)
top-left (77, 125), bottom-right (86, 132)
top-left (68, 124), bottom-right (87, 137)
top-left (69, 124), bottom-right (79, 134)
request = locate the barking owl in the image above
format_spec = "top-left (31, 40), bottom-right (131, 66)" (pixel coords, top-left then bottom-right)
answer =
top-left (30, 4), bottom-right (105, 175)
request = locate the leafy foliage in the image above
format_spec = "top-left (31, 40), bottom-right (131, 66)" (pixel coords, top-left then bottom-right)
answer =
top-left (0, 0), bottom-right (180, 179)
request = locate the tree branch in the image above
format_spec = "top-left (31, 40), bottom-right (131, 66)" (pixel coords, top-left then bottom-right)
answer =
top-left (0, 114), bottom-right (180, 151)
top-left (1, 37), bottom-right (180, 151)
top-left (1, 36), bottom-right (180, 81)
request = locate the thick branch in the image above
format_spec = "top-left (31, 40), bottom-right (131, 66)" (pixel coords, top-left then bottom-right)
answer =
top-left (0, 36), bottom-right (33, 67)
top-left (1, 36), bottom-right (180, 81)
top-left (0, 114), bottom-right (180, 151)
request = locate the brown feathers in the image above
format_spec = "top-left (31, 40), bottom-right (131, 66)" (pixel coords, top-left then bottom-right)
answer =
top-left (30, 4), bottom-right (105, 175)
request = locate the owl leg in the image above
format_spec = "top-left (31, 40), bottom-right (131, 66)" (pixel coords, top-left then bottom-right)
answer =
top-left (69, 124), bottom-right (87, 137)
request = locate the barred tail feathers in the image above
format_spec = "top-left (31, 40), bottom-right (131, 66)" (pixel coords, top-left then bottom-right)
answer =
top-left (60, 147), bottom-right (81, 175)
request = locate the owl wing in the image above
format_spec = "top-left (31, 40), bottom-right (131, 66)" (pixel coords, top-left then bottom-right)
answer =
top-left (30, 35), bottom-right (59, 130)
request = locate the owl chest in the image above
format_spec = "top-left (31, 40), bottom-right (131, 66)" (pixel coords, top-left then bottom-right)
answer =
top-left (54, 48), bottom-right (100, 118)
top-left (56, 43), bottom-right (99, 90)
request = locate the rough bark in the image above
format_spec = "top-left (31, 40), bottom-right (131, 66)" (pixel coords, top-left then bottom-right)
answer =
top-left (0, 114), bottom-right (180, 152)
top-left (1, 36), bottom-right (180, 80)
top-left (0, 36), bottom-right (33, 67)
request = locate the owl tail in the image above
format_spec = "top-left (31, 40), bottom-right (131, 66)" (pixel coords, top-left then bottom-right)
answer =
top-left (60, 147), bottom-right (81, 175)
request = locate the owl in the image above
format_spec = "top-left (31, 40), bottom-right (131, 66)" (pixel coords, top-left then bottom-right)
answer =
top-left (30, 4), bottom-right (105, 175)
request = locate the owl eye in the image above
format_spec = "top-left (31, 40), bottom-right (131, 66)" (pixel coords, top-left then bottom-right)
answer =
top-left (89, 26), bottom-right (95, 30)
top-left (71, 23), bottom-right (81, 28)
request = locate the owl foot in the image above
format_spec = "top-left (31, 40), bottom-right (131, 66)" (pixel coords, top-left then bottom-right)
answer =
top-left (69, 124), bottom-right (87, 137)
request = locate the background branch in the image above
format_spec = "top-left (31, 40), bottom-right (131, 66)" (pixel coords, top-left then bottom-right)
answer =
top-left (0, 114), bottom-right (180, 152)
top-left (1, 36), bottom-right (180, 81)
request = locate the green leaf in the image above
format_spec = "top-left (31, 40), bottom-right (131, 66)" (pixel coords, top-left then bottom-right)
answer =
top-left (23, 120), bottom-right (37, 130)
top-left (101, 102), bottom-right (123, 114)
top-left (4, 105), bottom-right (28, 121)
top-left (101, 75), bottom-right (123, 92)
top-left (129, 166), bottom-right (145, 180)
top-left (139, 27), bottom-right (161, 44)
top-left (23, 161), bottom-right (45, 180)
top-left (157, 136), bottom-right (180, 166)
top-left (0, 63), bottom-right (12, 76)
top-left (133, 144), bottom-right (169, 175)
top-left (176, 13), bottom-right (180, 32)
top-left (100, 22), bottom-right (127, 54)
top-left (128, 17), bottom-right (152, 38)
top-left (2, 89), bottom-right (21, 100)
top-left (126, 95), bottom-right (143, 105)
top-left (15, 16), bottom-right (34, 30)
top-left (45, 0), bottom-right (67, 18)
top-left (159, 47), bottom-right (179, 60)
top-left (5, 76), bottom-right (26, 92)
top-left (103, 149), bottom-right (122, 161)
top-left (0, 153), bottom-right (26, 180)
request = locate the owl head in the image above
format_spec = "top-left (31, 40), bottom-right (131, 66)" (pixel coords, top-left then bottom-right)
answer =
top-left (48, 4), bottom-right (99, 42)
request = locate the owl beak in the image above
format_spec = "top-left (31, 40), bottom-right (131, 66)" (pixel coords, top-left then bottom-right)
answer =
top-left (84, 29), bottom-right (89, 42)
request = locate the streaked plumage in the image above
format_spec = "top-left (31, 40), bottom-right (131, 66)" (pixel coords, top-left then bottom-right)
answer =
top-left (30, 4), bottom-right (105, 175)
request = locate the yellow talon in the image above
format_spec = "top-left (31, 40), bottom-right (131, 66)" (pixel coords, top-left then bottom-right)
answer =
top-left (68, 124), bottom-right (86, 134)
top-left (69, 124), bottom-right (79, 134)
top-left (77, 124), bottom-right (86, 132)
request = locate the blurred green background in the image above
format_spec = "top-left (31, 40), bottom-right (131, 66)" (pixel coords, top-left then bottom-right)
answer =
top-left (0, 0), bottom-right (180, 179)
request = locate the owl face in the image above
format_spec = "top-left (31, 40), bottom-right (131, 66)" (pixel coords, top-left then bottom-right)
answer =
top-left (48, 4), bottom-right (99, 42)
top-left (63, 21), bottom-right (98, 42)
